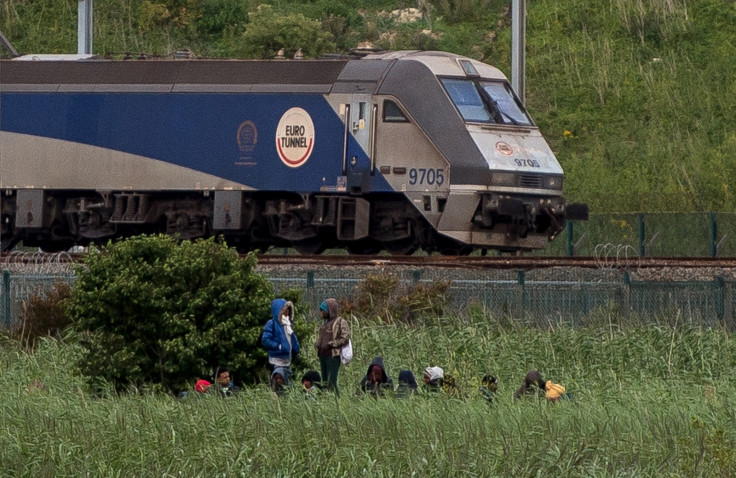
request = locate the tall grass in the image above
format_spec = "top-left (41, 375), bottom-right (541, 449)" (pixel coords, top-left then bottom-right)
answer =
top-left (2, 313), bottom-right (736, 475)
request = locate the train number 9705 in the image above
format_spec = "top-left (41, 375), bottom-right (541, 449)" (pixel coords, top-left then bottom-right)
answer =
top-left (409, 168), bottom-right (445, 186)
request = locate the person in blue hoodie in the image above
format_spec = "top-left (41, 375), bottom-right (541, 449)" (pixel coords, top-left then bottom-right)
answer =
top-left (262, 298), bottom-right (301, 374)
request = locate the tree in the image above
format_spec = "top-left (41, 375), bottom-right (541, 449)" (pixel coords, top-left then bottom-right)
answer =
top-left (68, 235), bottom-right (276, 392)
top-left (236, 5), bottom-right (336, 58)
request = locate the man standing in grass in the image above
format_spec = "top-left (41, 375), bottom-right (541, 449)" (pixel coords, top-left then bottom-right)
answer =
top-left (315, 298), bottom-right (350, 396)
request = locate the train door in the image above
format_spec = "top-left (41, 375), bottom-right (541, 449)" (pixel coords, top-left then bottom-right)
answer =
top-left (342, 95), bottom-right (376, 193)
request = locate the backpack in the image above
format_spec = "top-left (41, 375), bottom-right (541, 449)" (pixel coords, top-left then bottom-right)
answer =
top-left (545, 381), bottom-right (566, 401)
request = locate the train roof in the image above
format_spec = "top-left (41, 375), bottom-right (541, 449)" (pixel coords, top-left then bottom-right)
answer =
top-left (0, 50), bottom-right (508, 90)
top-left (0, 58), bottom-right (350, 90)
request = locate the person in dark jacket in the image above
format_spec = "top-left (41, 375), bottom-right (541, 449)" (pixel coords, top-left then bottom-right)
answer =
top-left (514, 369), bottom-right (567, 401)
top-left (301, 370), bottom-right (322, 400)
top-left (212, 366), bottom-right (240, 398)
top-left (359, 356), bottom-right (394, 397)
top-left (270, 367), bottom-right (290, 398)
top-left (262, 298), bottom-right (300, 374)
top-left (396, 369), bottom-right (418, 399)
top-left (480, 375), bottom-right (498, 403)
top-left (514, 369), bottom-right (545, 399)
top-left (314, 298), bottom-right (350, 396)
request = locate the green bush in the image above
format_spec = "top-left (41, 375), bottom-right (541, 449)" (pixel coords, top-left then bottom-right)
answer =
top-left (67, 234), bottom-right (277, 392)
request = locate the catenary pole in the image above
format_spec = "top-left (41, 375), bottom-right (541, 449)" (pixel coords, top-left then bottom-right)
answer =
top-left (78, 0), bottom-right (93, 54)
top-left (511, 0), bottom-right (526, 104)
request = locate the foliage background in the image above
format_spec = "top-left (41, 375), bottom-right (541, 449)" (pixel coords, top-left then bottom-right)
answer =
top-left (2, 0), bottom-right (735, 213)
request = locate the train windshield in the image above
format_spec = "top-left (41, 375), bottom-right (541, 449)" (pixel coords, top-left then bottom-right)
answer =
top-left (441, 78), bottom-right (533, 126)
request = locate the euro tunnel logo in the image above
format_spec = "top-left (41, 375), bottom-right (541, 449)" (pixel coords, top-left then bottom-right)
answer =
top-left (276, 107), bottom-right (315, 168)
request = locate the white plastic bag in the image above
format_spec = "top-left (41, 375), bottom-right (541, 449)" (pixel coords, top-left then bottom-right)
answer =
top-left (340, 339), bottom-right (353, 365)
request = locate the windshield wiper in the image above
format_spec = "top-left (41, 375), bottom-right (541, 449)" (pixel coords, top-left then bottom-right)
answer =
top-left (479, 87), bottom-right (520, 125)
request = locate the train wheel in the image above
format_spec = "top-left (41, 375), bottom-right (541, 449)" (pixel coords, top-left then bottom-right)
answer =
top-left (292, 239), bottom-right (326, 255)
top-left (436, 237), bottom-right (473, 255)
top-left (384, 238), bottom-right (418, 256)
top-left (346, 239), bottom-right (382, 255)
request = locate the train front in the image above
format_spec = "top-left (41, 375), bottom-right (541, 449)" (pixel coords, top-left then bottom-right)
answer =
top-left (373, 51), bottom-right (588, 252)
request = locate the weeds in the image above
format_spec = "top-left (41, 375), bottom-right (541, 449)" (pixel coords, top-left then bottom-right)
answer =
top-left (339, 272), bottom-right (451, 325)
top-left (6, 281), bottom-right (72, 351)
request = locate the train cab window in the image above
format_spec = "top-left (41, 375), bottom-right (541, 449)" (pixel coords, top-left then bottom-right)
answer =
top-left (383, 100), bottom-right (408, 122)
top-left (481, 82), bottom-right (532, 126)
top-left (441, 77), bottom-right (534, 126)
top-left (440, 78), bottom-right (493, 123)
top-left (359, 102), bottom-right (367, 120)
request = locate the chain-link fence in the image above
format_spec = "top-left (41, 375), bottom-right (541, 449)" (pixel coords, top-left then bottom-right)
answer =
top-left (267, 266), bottom-right (736, 327)
top-left (2, 268), bottom-right (734, 329)
top-left (541, 212), bottom-right (736, 257)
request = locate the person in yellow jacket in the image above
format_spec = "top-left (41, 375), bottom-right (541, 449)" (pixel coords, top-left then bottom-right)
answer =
top-left (514, 370), bottom-right (567, 402)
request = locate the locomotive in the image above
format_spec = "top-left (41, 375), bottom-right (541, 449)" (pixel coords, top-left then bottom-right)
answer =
top-left (0, 50), bottom-right (587, 254)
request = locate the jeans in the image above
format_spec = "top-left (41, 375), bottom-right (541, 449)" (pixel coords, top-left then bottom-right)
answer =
top-left (319, 355), bottom-right (342, 396)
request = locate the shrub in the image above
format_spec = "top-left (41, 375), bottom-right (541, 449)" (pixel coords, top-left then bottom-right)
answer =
top-left (340, 272), bottom-right (451, 324)
top-left (67, 234), bottom-right (277, 393)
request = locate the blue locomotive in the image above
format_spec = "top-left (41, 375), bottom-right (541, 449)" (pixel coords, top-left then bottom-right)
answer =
top-left (0, 50), bottom-right (587, 254)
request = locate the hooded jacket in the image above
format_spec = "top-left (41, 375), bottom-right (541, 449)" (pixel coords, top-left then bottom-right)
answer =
top-left (271, 367), bottom-right (290, 397)
top-left (396, 369), bottom-right (418, 399)
top-left (315, 298), bottom-right (350, 357)
top-left (262, 298), bottom-right (301, 363)
top-left (359, 356), bottom-right (394, 396)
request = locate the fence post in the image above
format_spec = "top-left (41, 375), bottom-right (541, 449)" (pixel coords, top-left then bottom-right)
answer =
top-left (622, 271), bottom-right (631, 318)
top-left (716, 276), bottom-right (725, 323)
top-left (710, 212), bottom-right (718, 258)
top-left (723, 278), bottom-right (734, 329)
top-left (306, 270), bottom-right (314, 306)
top-left (566, 221), bottom-right (574, 257)
top-left (2, 270), bottom-right (10, 327)
top-left (638, 213), bottom-right (645, 257)
top-left (516, 270), bottom-right (526, 319)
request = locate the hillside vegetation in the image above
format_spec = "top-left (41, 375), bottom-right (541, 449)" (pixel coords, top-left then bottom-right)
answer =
top-left (2, 0), bottom-right (735, 213)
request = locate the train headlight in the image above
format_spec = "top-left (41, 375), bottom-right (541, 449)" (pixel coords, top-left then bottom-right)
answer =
top-left (546, 175), bottom-right (563, 189)
top-left (490, 172), bottom-right (516, 186)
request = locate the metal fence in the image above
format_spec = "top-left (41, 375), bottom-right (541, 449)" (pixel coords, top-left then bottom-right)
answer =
top-left (5, 267), bottom-right (731, 330)
top-left (3, 230), bottom-right (736, 329)
top-left (269, 267), bottom-right (736, 327)
top-left (543, 212), bottom-right (736, 257)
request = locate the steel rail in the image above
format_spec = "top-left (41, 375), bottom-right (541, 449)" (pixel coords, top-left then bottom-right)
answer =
top-left (4, 252), bottom-right (736, 270)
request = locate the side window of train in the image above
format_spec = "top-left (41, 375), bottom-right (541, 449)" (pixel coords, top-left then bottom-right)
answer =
top-left (383, 100), bottom-right (409, 123)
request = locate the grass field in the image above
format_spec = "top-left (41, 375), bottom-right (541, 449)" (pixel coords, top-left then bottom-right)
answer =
top-left (2, 314), bottom-right (736, 476)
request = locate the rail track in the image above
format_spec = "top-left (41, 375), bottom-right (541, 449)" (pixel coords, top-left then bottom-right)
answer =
top-left (4, 251), bottom-right (736, 270)
top-left (255, 255), bottom-right (736, 269)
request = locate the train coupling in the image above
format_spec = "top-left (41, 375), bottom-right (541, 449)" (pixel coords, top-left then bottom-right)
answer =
top-left (565, 202), bottom-right (589, 221)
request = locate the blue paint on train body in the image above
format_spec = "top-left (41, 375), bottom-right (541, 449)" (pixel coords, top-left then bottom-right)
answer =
top-left (0, 92), bottom-right (392, 192)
